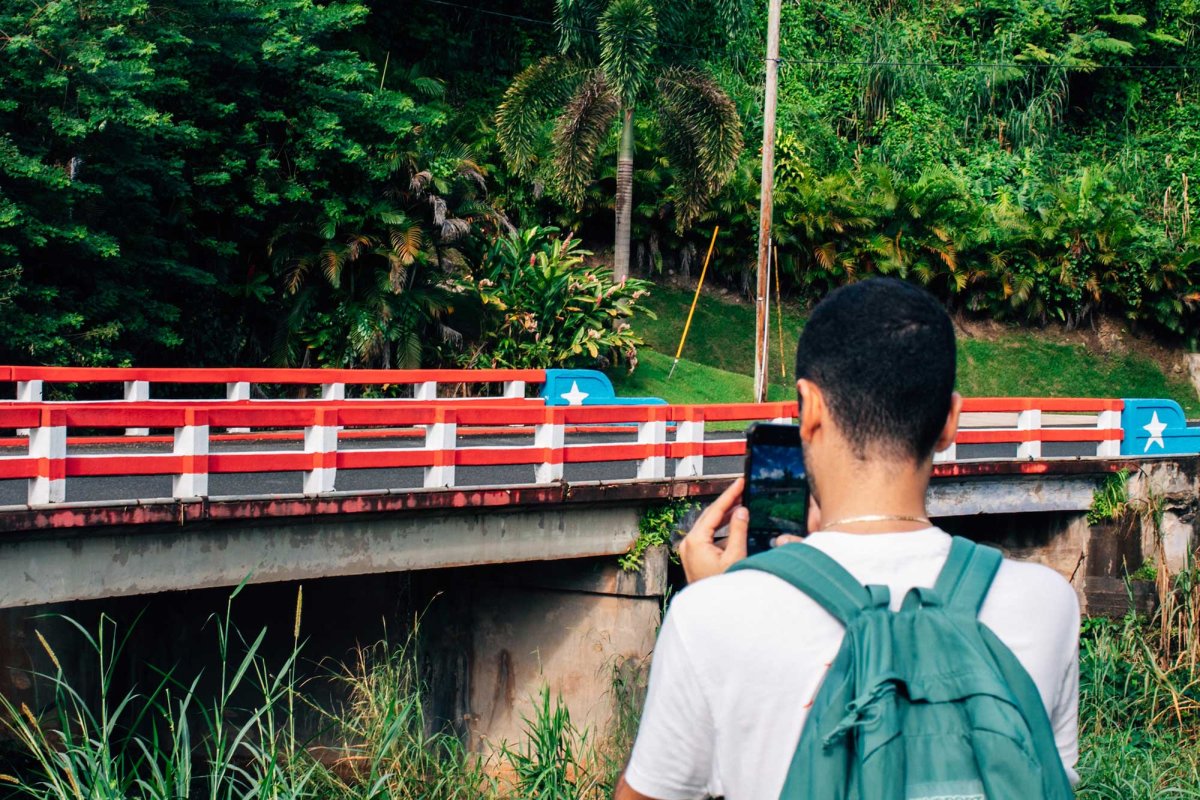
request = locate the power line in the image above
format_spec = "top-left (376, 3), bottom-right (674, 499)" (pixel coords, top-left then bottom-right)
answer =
top-left (775, 56), bottom-right (1199, 71)
top-left (418, 0), bottom-right (1200, 74)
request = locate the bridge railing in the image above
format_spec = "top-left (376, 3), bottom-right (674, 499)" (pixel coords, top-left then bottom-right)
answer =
top-left (0, 396), bottom-right (1130, 507)
top-left (1, 366), bottom-right (544, 405)
top-left (946, 397), bottom-right (1124, 461)
top-left (0, 400), bottom-right (795, 504)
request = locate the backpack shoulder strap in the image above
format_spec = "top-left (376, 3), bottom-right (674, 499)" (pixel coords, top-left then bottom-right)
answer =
top-left (933, 536), bottom-right (1004, 615)
top-left (729, 544), bottom-right (872, 625)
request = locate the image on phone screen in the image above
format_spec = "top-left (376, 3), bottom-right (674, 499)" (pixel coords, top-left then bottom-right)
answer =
top-left (744, 424), bottom-right (809, 555)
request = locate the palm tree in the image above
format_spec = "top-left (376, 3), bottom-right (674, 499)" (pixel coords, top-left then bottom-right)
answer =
top-left (272, 146), bottom-right (494, 369)
top-left (496, 0), bottom-right (744, 281)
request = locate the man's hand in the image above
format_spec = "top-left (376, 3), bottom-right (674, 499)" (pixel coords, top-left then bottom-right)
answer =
top-left (678, 478), bottom-right (749, 583)
top-left (774, 495), bottom-right (822, 547)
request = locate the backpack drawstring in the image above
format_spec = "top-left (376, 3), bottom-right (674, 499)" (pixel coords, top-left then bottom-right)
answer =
top-left (821, 675), bottom-right (900, 748)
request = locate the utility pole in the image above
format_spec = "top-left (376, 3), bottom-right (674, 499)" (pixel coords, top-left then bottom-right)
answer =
top-left (753, 0), bottom-right (783, 403)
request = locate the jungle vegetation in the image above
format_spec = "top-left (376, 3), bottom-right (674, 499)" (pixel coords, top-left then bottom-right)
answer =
top-left (1, 0), bottom-right (1198, 370)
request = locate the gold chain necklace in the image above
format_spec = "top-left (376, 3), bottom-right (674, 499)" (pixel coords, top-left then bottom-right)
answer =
top-left (819, 513), bottom-right (932, 532)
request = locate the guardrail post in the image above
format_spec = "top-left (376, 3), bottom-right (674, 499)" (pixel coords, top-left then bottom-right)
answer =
top-left (1096, 408), bottom-right (1122, 458)
top-left (1016, 408), bottom-right (1042, 460)
top-left (424, 409), bottom-right (456, 488)
top-left (933, 442), bottom-right (957, 464)
top-left (503, 380), bottom-right (526, 399)
top-left (415, 381), bottom-right (438, 401)
top-left (124, 380), bottom-right (150, 436)
top-left (15, 380), bottom-right (41, 436)
top-left (226, 381), bottom-right (251, 433)
top-left (303, 408), bottom-right (338, 494)
top-left (674, 409), bottom-right (705, 477)
top-left (173, 410), bottom-right (210, 499)
top-left (16, 380), bottom-right (42, 403)
top-left (637, 408), bottom-right (667, 480)
top-left (29, 409), bottom-right (66, 504)
top-left (535, 409), bottom-right (564, 483)
top-left (321, 383), bottom-right (345, 401)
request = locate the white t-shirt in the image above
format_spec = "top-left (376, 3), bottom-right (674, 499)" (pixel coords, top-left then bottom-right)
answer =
top-left (625, 528), bottom-right (1081, 800)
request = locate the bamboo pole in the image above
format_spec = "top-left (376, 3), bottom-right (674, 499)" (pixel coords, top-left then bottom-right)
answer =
top-left (774, 243), bottom-right (786, 378)
top-left (668, 226), bottom-right (720, 380)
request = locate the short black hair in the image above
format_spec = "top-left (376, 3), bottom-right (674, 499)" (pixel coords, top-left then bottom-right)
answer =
top-left (794, 278), bottom-right (956, 461)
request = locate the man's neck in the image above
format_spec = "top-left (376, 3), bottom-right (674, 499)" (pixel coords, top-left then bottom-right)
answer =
top-left (814, 457), bottom-right (933, 534)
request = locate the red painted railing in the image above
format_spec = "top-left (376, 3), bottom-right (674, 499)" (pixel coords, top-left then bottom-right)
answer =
top-left (0, 397), bottom-right (1125, 507)
top-left (2, 365), bottom-right (544, 404)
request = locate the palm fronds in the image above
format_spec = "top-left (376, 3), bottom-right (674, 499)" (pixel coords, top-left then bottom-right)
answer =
top-left (598, 0), bottom-right (657, 105)
top-left (554, 70), bottom-right (621, 206)
top-left (496, 56), bottom-right (587, 177)
top-left (655, 67), bottom-right (744, 227)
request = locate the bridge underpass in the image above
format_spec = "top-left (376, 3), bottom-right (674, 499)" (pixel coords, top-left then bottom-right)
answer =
top-left (2, 457), bottom-right (1198, 753)
top-left (2, 366), bottom-right (1198, 757)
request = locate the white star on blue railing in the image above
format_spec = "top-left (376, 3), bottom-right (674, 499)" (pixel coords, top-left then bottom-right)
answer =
top-left (1142, 411), bottom-right (1167, 452)
top-left (560, 381), bottom-right (589, 406)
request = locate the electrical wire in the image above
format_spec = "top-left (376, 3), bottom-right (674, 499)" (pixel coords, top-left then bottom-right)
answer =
top-left (773, 56), bottom-right (1200, 70)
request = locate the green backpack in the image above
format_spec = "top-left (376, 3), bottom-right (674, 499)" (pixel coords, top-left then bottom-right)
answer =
top-left (728, 536), bottom-right (1074, 800)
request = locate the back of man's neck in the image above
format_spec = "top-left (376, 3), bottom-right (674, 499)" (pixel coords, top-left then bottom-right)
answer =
top-left (815, 459), bottom-right (932, 534)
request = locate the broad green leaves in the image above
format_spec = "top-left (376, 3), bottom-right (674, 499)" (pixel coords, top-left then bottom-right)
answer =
top-left (457, 226), bottom-right (654, 370)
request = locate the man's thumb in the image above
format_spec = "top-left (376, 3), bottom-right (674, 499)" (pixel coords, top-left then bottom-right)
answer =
top-left (723, 506), bottom-right (749, 562)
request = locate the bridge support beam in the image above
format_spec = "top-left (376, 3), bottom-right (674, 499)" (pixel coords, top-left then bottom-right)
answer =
top-left (0, 501), bottom-right (643, 609)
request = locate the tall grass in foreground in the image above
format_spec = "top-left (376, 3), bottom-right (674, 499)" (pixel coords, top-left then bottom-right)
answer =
top-left (1077, 538), bottom-right (1200, 799)
top-left (0, 587), bottom-right (644, 800)
top-left (312, 638), bottom-right (494, 800)
top-left (0, 584), bottom-right (322, 800)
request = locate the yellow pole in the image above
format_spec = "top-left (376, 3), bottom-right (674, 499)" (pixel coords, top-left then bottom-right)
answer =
top-left (669, 226), bottom-right (720, 379)
top-left (774, 243), bottom-right (786, 378)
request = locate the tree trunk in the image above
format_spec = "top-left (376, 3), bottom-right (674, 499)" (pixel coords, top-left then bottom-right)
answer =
top-left (613, 107), bottom-right (635, 282)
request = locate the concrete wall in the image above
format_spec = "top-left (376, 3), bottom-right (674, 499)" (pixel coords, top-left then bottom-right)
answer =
top-left (1128, 459), bottom-right (1199, 573)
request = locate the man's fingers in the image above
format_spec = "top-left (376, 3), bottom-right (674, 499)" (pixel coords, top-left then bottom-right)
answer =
top-left (721, 506), bottom-right (749, 564)
top-left (695, 478), bottom-right (745, 532)
top-left (772, 534), bottom-right (805, 547)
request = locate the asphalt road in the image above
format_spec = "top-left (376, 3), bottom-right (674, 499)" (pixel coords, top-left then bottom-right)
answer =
top-left (0, 424), bottom-right (1083, 507)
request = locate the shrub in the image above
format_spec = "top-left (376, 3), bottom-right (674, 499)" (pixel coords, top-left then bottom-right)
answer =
top-left (455, 226), bottom-right (655, 371)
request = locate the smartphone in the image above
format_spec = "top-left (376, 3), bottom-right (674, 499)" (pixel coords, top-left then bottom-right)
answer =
top-left (743, 422), bottom-right (810, 555)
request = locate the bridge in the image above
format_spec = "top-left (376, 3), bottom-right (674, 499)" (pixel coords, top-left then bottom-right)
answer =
top-left (1, 365), bottom-right (1197, 751)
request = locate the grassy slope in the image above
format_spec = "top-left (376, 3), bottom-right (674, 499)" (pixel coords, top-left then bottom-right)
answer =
top-left (616, 284), bottom-right (1200, 414)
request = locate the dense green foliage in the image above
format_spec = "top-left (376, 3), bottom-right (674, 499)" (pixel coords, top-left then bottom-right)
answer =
top-left (619, 284), bottom-right (1200, 412)
top-left (495, 0), bottom-right (744, 279)
top-left (1, 0), bottom-right (1198, 368)
top-left (0, 0), bottom-right (447, 366)
top-left (732, 0), bottom-right (1200, 336)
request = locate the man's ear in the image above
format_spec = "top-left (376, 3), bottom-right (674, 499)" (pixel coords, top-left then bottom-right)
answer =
top-left (796, 379), bottom-right (825, 444)
top-left (933, 391), bottom-right (964, 454)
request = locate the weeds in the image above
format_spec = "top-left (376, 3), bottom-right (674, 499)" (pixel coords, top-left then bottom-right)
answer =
top-left (1088, 469), bottom-right (1131, 525)
top-left (0, 594), bottom-right (643, 800)
top-left (621, 501), bottom-right (694, 572)
top-left (313, 633), bottom-right (492, 800)
top-left (1078, 534), bottom-right (1200, 798)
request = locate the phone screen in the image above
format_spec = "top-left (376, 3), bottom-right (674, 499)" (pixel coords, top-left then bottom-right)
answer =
top-left (744, 426), bottom-right (809, 554)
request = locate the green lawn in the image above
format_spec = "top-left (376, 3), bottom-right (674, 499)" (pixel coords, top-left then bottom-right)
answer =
top-left (634, 285), bottom-right (805, 391)
top-left (613, 349), bottom-right (793, 405)
top-left (620, 283), bottom-right (1200, 415)
top-left (958, 334), bottom-right (1199, 415)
